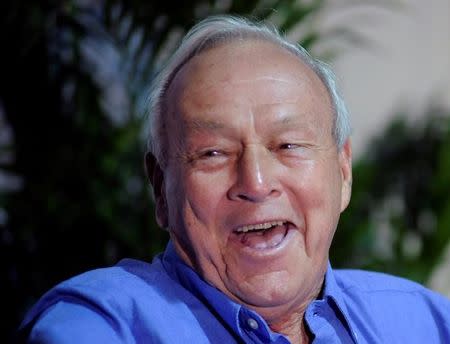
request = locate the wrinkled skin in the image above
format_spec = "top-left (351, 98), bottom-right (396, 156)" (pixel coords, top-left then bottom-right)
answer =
top-left (146, 40), bottom-right (352, 342)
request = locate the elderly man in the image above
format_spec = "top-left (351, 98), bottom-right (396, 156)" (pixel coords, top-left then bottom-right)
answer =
top-left (19, 15), bottom-right (450, 343)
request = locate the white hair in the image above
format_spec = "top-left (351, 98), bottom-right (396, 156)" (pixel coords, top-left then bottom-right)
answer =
top-left (146, 15), bottom-right (351, 165)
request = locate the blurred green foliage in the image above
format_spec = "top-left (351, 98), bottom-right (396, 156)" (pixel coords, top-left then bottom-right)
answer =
top-left (1, 0), bottom-right (448, 343)
top-left (332, 107), bottom-right (450, 283)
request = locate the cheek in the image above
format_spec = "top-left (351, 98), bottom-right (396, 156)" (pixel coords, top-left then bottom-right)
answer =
top-left (182, 170), bottom-right (231, 228)
top-left (306, 158), bottom-right (343, 208)
top-left (165, 169), bottom-right (231, 270)
top-left (287, 161), bottom-right (342, 252)
top-left (288, 160), bottom-right (340, 207)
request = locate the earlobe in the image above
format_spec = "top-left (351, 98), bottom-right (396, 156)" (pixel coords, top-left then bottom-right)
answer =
top-left (155, 198), bottom-right (169, 229)
top-left (339, 139), bottom-right (352, 212)
top-left (145, 152), bottom-right (169, 228)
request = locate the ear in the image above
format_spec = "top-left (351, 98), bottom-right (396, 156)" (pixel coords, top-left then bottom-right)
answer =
top-left (145, 152), bottom-right (169, 228)
top-left (339, 139), bottom-right (352, 212)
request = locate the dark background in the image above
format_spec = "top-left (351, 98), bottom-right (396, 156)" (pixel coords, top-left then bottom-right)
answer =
top-left (1, 1), bottom-right (449, 342)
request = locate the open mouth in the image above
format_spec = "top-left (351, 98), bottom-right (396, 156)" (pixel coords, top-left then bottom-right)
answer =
top-left (233, 221), bottom-right (291, 250)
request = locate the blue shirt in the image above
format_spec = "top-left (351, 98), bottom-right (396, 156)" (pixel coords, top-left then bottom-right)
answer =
top-left (19, 241), bottom-right (450, 343)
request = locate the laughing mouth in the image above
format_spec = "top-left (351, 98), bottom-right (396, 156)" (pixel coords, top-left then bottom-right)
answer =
top-left (235, 221), bottom-right (285, 233)
top-left (233, 221), bottom-right (290, 250)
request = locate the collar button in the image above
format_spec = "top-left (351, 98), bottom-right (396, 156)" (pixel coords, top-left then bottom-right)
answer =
top-left (247, 318), bottom-right (259, 330)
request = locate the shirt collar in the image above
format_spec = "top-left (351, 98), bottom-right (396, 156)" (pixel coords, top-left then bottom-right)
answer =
top-left (161, 241), bottom-right (357, 342)
top-left (321, 262), bottom-right (359, 343)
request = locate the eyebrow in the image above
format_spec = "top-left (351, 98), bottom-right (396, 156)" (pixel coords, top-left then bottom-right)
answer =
top-left (271, 114), bottom-right (315, 133)
top-left (185, 118), bottom-right (227, 131)
top-left (276, 115), bottom-right (302, 128)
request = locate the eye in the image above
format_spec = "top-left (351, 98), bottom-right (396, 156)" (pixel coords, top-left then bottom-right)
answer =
top-left (275, 142), bottom-right (313, 158)
top-left (279, 143), bottom-right (298, 150)
top-left (189, 148), bottom-right (231, 168)
top-left (194, 149), bottom-right (230, 161)
top-left (201, 149), bottom-right (222, 158)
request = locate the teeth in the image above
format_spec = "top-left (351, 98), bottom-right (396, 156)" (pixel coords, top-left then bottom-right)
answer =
top-left (236, 221), bottom-right (284, 233)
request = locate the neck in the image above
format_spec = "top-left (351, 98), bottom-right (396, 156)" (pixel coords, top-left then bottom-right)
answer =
top-left (262, 279), bottom-right (324, 344)
top-left (268, 309), bottom-right (310, 344)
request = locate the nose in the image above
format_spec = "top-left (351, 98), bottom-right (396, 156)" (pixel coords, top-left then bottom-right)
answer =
top-left (227, 145), bottom-right (281, 202)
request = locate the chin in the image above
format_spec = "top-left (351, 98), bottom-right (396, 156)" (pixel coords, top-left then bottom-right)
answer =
top-left (232, 270), bottom-right (306, 309)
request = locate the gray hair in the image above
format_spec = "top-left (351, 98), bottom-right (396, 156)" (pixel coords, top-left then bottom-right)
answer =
top-left (146, 15), bottom-right (351, 166)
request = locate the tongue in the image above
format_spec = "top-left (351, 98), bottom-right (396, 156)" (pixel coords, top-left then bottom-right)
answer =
top-left (240, 225), bottom-right (287, 249)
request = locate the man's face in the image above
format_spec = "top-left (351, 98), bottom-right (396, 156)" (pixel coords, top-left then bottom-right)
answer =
top-left (155, 40), bottom-right (352, 318)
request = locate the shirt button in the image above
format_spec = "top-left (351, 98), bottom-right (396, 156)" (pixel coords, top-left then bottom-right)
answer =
top-left (247, 318), bottom-right (259, 330)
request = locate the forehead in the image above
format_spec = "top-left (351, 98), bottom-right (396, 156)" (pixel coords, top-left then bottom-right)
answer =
top-left (165, 40), bottom-right (333, 131)
top-left (170, 40), bottom-right (325, 94)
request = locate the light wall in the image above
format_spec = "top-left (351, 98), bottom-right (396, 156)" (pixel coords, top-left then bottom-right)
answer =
top-left (314, 0), bottom-right (450, 158)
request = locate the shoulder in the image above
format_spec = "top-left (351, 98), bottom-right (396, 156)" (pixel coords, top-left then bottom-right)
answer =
top-left (333, 268), bottom-right (450, 307)
top-left (60, 257), bottom-right (170, 294)
top-left (19, 256), bottom-right (184, 339)
top-left (333, 268), bottom-right (450, 340)
top-left (19, 255), bottom-right (230, 343)
top-left (43, 257), bottom-right (174, 305)
top-left (333, 268), bottom-right (429, 294)
top-left (23, 255), bottom-right (184, 318)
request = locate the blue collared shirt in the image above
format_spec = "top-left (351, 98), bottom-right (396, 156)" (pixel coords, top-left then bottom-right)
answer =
top-left (19, 241), bottom-right (450, 343)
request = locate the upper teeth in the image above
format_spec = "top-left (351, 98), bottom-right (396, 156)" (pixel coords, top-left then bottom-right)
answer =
top-left (236, 221), bottom-right (284, 233)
